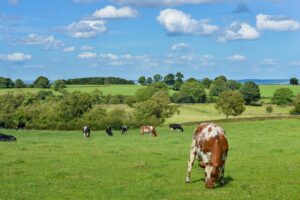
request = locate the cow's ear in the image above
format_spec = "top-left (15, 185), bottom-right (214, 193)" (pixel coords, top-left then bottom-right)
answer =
top-left (211, 140), bottom-right (222, 167)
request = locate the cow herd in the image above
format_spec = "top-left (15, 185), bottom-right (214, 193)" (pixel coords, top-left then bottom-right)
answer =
top-left (1, 121), bottom-right (229, 189)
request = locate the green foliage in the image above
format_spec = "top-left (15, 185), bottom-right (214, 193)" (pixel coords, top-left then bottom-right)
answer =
top-left (290, 77), bottom-right (298, 85)
top-left (266, 105), bottom-right (273, 113)
top-left (138, 76), bottom-right (146, 85)
top-left (124, 96), bottom-right (137, 107)
top-left (163, 73), bottom-right (175, 85)
top-left (33, 76), bottom-right (50, 88)
top-left (239, 81), bottom-right (261, 105)
top-left (15, 79), bottom-right (26, 88)
top-left (134, 82), bottom-right (167, 102)
top-left (171, 92), bottom-right (191, 103)
top-left (0, 77), bottom-right (14, 88)
top-left (179, 80), bottom-right (206, 103)
top-left (52, 80), bottom-right (66, 91)
top-left (214, 75), bottom-right (227, 82)
top-left (272, 88), bottom-right (294, 105)
top-left (227, 80), bottom-right (242, 90)
top-left (209, 79), bottom-right (227, 96)
top-left (64, 77), bottom-right (134, 85)
top-left (215, 90), bottom-right (245, 118)
top-left (202, 77), bottom-right (212, 89)
top-left (172, 80), bottom-right (183, 91)
top-left (153, 74), bottom-right (162, 82)
top-left (146, 77), bottom-right (153, 85)
top-left (290, 102), bottom-right (300, 115)
top-left (175, 72), bottom-right (184, 81)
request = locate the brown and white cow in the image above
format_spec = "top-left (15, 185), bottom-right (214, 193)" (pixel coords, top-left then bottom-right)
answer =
top-left (140, 125), bottom-right (158, 137)
top-left (185, 123), bottom-right (228, 188)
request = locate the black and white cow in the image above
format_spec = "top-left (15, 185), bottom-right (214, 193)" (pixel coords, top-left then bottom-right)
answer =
top-left (106, 127), bottom-right (113, 136)
top-left (0, 121), bottom-right (5, 129)
top-left (121, 126), bottom-right (129, 134)
top-left (16, 122), bottom-right (26, 130)
top-left (169, 124), bottom-right (184, 132)
top-left (83, 126), bottom-right (91, 138)
top-left (0, 133), bottom-right (17, 142)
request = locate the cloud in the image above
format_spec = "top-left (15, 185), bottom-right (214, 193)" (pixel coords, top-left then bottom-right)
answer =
top-left (81, 45), bottom-right (94, 50)
top-left (219, 22), bottom-right (259, 42)
top-left (63, 46), bottom-right (76, 52)
top-left (157, 9), bottom-right (218, 36)
top-left (78, 52), bottom-right (97, 59)
top-left (261, 58), bottom-right (276, 65)
top-left (228, 54), bottom-right (246, 61)
top-left (233, 2), bottom-right (250, 13)
top-left (0, 53), bottom-right (32, 62)
top-left (290, 61), bottom-right (300, 66)
top-left (73, 0), bottom-right (96, 3)
top-left (92, 6), bottom-right (138, 19)
top-left (115, 0), bottom-right (219, 7)
top-left (256, 14), bottom-right (300, 31)
top-left (19, 34), bottom-right (65, 49)
top-left (8, 0), bottom-right (20, 5)
top-left (171, 43), bottom-right (190, 51)
top-left (64, 20), bottom-right (107, 38)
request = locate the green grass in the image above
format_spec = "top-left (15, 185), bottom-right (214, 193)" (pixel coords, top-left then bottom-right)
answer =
top-left (259, 85), bottom-right (300, 98)
top-left (1, 119), bottom-right (299, 199)
top-left (0, 88), bottom-right (60, 95)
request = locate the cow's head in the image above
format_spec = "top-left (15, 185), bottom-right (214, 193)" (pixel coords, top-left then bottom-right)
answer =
top-left (205, 165), bottom-right (219, 189)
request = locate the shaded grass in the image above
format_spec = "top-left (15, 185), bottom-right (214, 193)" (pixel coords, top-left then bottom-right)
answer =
top-left (0, 119), bottom-right (300, 199)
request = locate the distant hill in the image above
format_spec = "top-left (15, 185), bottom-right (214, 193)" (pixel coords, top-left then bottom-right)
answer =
top-left (236, 79), bottom-right (289, 85)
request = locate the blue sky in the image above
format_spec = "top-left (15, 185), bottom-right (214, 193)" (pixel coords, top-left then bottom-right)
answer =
top-left (0, 0), bottom-right (300, 80)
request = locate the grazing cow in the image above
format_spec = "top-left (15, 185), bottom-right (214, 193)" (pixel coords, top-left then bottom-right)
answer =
top-left (83, 126), bottom-right (91, 138)
top-left (121, 126), bottom-right (129, 134)
top-left (0, 121), bottom-right (5, 129)
top-left (169, 124), bottom-right (184, 132)
top-left (106, 127), bottom-right (113, 136)
top-left (140, 125), bottom-right (158, 137)
top-left (0, 133), bottom-right (17, 142)
top-left (185, 123), bottom-right (229, 189)
top-left (16, 122), bottom-right (26, 130)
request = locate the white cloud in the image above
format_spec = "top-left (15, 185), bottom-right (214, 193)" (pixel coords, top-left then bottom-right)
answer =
top-left (81, 45), bottom-right (94, 51)
top-left (0, 53), bottom-right (32, 62)
top-left (20, 34), bottom-right (64, 49)
top-left (256, 14), bottom-right (300, 31)
top-left (73, 0), bottom-right (96, 3)
top-left (171, 43), bottom-right (190, 51)
top-left (261, 58), bottom-right (276, 65)
top-left (63, 46), bottom-right (76, 52)
top-left (228, 54), bottom-right (246, 61)
top-left (116, 0), bottom-right (219, 7)
top-left (9, 0), bottom-right (20, 5)
top-left (78, 52), bottom-right (97, 59)
top-left (65, 20), bottom-right (107, 38)
top-left (157, 9), bottom-right (218, 36)
top-left (92, 6), bottom-right (138, 19)
top-left (219, 22), bottom-right (260, 42)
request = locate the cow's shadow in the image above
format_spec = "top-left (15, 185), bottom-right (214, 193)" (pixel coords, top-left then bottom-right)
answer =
top-left (190, 176), bottom-right (234, 187)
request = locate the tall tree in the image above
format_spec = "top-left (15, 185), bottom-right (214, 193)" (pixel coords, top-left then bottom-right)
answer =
top-left (138, 76), bottom-right (146, 85)
top-left (290, 77), bottom-right (298, 85)
top-left (163, 74), bottom-right (175, 85)
top-left (175, 72), bottom-right (184, 81)
top-left (15, 79), bottom-right (26, 88)
top-left (153, 74), bottom-right (163, 82)
top-left (239, 81), bottom-right (261, 105)
top-left (146, 77), bottom-right (153, 85)
top-left (33, 76), bottom-right (50, 88)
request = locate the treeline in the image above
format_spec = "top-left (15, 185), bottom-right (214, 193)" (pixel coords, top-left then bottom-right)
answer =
top-left (0, 76), bottom-right (51, 89)
top-left (64, 77), bottom-right (134, 85)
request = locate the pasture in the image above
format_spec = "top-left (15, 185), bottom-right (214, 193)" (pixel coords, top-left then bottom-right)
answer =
top-left (1, 119), bottom-right (299, 199)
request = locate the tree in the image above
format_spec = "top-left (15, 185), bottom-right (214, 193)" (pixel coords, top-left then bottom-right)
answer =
top-left (239, 81), bottom-right (261, 105)
top-left (0, 77), bottom-right (14, 88)
top-left (202, 78), bottom-right (212, 89)
top-left (52, 80), bottom-right (66, 91)
top-left (290, 77), bottom-right (298, 85)
top-left (146, 77), bottom-right (153, 85)
top-left (153, 74), bottom-right (163, 82)
top-left (138, 76), bottom-right (146, 85)
top-left (15, 79), bottom-right (26, 88)
top-left (164, 73), bottom-right (175, 85)
top-left (215, 90), bottom-right (245, 119)
top-left (173, 80), bottom-right (183, 91)
top-left (272, 88), bottom-right (294, 105)
top-left (215, 75), bottom-right (227, 82)
top-left (209, 79), bottom-right (227, 96)
top-left (227, 80), bottom-right (242, 90)
top-left (33, 76), bottom-right (50, 88)
top-left (135, 83), bottom-right (167, 102)
top-left (175, 72), bottom-right (184, 81)
top-left (179, 80), bottom-right (206, 103)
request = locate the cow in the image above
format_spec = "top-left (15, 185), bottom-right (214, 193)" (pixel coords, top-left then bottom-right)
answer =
top-left (140, 125), bottom-right (158, 137)
top-left (0, 133), bottom-right (17, 142)
top-left (169, 124), bottom-right (184, 132)
top-left (83, 126), bottom-right (91, 138)
top-left (121, 126), bottom-right (129, 134)
top-left (185, 123), bottom-right (229, 189)
top-left (16, 122), bottom-right (26, 130)
top-left (0, 122), bottom-right (5, 129)
top-left (106, 127), bottom-right (113, 136)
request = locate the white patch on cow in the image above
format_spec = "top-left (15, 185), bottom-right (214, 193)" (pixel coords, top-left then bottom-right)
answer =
top-left (196, 149), bottom-right (211, 164)
top-left (205, 165), bottom-right (213, 182)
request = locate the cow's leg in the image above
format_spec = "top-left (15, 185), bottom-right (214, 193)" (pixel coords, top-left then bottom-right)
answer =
top-left (185, 139), bottom-right (196, 183)
top-left (219, 152), bottom-right (227, 185)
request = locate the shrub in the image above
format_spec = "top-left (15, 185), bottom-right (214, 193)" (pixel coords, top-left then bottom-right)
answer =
top-left (179, 80), bottom-right (206, 103)
top-left (215, 90), bottom-right (245, 119)
top-left (290, 103), bottom-right (300, 115)
top-left (239, 81), bottom-right (261, 105)
top-left (272, 88), bottom-right (294, 105)
top-left (266, 105), bottom-right (273, 113)
top-left (33, 76), bottom-right (50, 88)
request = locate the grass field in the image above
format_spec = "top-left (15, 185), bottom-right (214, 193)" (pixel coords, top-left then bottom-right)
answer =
top-left (1, 119), bottom-right (299, 199)
top-left (259, 85), bottom-right (300, 98)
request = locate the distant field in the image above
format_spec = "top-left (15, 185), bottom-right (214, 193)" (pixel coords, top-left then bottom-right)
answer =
top-left (259, 85), bottom-right (300, 98)
top-left (1, 119), bottom-right (299, 199)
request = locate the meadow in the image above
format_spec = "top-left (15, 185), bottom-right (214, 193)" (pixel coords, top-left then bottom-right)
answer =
top-left (0, 119), bottom-right (299, 200)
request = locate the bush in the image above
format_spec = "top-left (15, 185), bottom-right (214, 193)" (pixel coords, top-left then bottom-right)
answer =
top-left (290, 77), bottom-right (298, 85)
top-left (272, 88), bottom-right (294, 105)
top-left (33, 76), bottom-right (50, 88)
top-left (52, 80), bottom-right (66, 91)
top-left (290, 103), bottom-right (300, 115)
top-left (179, 80), bottom-right (206, 103)
top-left (239, 81), bottom-right (261, 105)
top-left (209, 79), bottom-right (227, 96)
top-left (215, 90), bottom-right (245, 119)
top-left (266, 105), bottom-right (273, 113)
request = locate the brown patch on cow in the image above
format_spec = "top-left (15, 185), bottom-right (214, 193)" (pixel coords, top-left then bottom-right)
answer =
top-left (208, 127), bottom-right (212, 132)
top-left (193, 123), bottom-right (209, 138)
